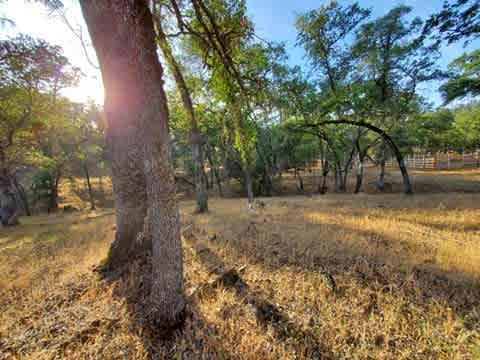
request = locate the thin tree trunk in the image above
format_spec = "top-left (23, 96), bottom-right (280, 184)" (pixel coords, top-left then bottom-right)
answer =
top-left (339, 169), bottom-right (346, 192)
top-left (209, 164), bottom-right (214, 188)
top-left (300, 119), bottom-right (413, 194)
top-left (298, 170), bottom-right (304, 193)
top-left (342, 146), bottom-right (356, 192)
top-left (334, 165), bottom-right (343, 192)
top-left (81, 0), bottom-right (185, 330)
top-left (154, 8), bottom-right (208, 213)
top-left (48, 172), bottom-right (60, 213)
top-left (245, 170), bottom-right (254, 209)
top-left (206, 148), bottom-right (223, 197)
top-left (262, 169), bottom-right (273, 196)
top-left (319, 160), bottom-right (329, 194)
top-left (193, 136), bottom-right (208, 212)
top-left (377, 142), bottom-right (386, 191)
top-left (354, 153), bottom-right (364, 194)
top-left (221, 118), bottom-right (233, 197)
top-left (221, 147), bottom-right (232, 197)
top-left (83, 163), bottom-right (96, 210)
top-left (398, 159), bottom-right (412, 194)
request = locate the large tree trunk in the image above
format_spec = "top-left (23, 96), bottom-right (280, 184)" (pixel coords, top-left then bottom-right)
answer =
top-left (80, 0), bottom-right (185, 330)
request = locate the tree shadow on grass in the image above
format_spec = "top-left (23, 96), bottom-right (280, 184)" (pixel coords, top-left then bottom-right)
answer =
top-left (95, 252), bottom-right (242, 359)
top-left (95, 228), bottom-right (336, 360)
top-left (185, 231), bottom-right (336, 359)
top-left (188, 207), bottom-right (480, 341)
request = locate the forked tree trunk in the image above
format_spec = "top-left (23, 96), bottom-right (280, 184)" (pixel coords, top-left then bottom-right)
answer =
top-left (80, 0), bottom-right (185, 330)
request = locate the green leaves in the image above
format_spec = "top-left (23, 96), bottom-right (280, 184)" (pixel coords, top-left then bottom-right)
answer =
top-left (424, 0), bottom-right (480, 45)
top-left (441, 50), bottom-right (480, 103)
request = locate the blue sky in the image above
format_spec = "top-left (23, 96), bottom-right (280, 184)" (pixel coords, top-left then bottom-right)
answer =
top-left (245, 0), bottom-right (480, 107)
top-left (1, 0), bottom-right (478, 105)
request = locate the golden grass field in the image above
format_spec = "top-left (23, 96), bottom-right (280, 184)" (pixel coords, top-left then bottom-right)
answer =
top-left (0, 169), bottom-right (480, 359)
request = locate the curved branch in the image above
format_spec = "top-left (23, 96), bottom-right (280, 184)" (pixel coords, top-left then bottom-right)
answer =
top-left (297, 119), bottom-right (413, 194)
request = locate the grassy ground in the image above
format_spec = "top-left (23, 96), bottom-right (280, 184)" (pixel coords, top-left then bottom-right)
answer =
top-left (1, 170), bottom-right (480, 359)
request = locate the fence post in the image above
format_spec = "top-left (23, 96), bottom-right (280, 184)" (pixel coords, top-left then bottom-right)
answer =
top-left (447, 151), bottom-right (451, 169)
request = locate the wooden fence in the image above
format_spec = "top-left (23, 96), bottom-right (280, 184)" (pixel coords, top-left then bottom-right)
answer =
top-left (385, 150), bottom-right (480, 169)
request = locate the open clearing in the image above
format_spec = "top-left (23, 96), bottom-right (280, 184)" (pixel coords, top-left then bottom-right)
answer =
top-left (1, 171), bottom-right (480, 359)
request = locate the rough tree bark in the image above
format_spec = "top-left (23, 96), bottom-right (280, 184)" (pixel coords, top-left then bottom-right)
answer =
top-left (154, 10), bottom-right (208, 213)
top-left (80, 0), bottom-right (185, 329)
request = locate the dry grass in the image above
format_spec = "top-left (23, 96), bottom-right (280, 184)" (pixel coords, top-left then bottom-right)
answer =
top-left (1, 170), bottom-right (480, 359)
top-left (273, 167), bottom-right (480, 195)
